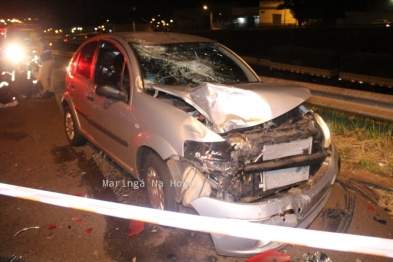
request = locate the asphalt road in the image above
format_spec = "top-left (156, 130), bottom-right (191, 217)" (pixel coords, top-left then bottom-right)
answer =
top-left (0, 57), bottom-right (392, 262)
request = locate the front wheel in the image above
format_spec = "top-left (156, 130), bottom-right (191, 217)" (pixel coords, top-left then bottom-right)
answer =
top-left (143, 153), bottom-right (177, 211)
top-left (64, 106), bottom-right (86, 146)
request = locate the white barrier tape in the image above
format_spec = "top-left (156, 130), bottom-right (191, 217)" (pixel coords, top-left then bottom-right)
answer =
top-left (1, 182), bottom-right (393, 258)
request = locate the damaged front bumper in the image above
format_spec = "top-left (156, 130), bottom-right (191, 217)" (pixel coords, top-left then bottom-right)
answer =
top-left (189, 143), bottom-right (339, 257)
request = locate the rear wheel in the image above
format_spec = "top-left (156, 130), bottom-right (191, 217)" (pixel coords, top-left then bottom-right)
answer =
top-left (64, 106), bottom-right (86, 146)
top-left (143, 152), bottom-right (177, 211)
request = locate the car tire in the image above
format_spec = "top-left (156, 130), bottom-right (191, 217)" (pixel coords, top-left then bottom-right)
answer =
top-left (143, 152), bottom-right (177, 211)
top-left (64, 106), bottom-right (86, 146)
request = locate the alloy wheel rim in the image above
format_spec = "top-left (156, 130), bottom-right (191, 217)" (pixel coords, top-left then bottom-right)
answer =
top-left (65, 112), bottom-right (75, 140)
top-left (146, 167), bottom-right (164, 210)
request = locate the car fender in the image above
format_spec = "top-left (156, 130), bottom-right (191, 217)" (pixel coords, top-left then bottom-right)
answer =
top-left (131, 130), bottom-right (177, 163)
top-left (129, 92), bottom-right (224, 180)
top-left (61, 93), bottom-right (78, 121)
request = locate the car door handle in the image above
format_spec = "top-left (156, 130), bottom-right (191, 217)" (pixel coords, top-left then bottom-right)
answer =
top-left (86, 94), bottom-right (94, 102)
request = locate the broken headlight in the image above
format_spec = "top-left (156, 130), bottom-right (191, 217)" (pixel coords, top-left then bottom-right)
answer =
top-left (183, 141), bottom-right (233, 173)
top-left (313, 113), bottom-right (331, 148)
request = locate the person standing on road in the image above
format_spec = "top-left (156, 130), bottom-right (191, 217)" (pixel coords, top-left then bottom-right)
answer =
top-left (30, 31), bottom-right (55, 98)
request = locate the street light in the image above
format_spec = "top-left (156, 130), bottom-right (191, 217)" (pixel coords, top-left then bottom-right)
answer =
top-left (203, 5), bottom-right (213, 30)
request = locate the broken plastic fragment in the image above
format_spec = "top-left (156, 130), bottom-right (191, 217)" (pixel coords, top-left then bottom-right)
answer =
top-left (303, 251), bottom-right (332, 262)
top-left (367, 205), bottom-right (376, 211)
top-left (72, 217), bottom-right (82, 222)
top-left (86, 227), bottom-right (93, 233)
top-left (373, 216), bottom-right (387, 225)
top-left (48, 224), bottom-right (57, 229)
top-left (14, 226), bottom-right (40, 236)
top-left (313, 251), bottom-right (332, 262)
top-left (75, 192), bottom-right (81, 196)
top-left (128, 220), bottom-right (144, 236)
top-left (246, 249), bottom-right (290, 262)
top-left (151, 225), bottom-right (157, 232)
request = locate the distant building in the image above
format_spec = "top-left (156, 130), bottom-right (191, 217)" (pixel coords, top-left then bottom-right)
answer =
top-left (259, 0), bottom-right (296, 26)
top-left (172, 1), bottom-right (298, 31)
top-left (232, 7), bottom-right (259, 28)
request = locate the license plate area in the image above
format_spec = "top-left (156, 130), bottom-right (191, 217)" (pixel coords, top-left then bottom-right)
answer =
top-left (259, 137), bottom-right (312, 191)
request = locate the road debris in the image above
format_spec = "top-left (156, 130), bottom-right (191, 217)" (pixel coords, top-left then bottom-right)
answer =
top-left (373, 216), bottom-right (387, 225)
top-left (151, 225), bottom-right (157, 232)
top-left (128, 220), bottom-right (144, 236)
top-left (367, 205), bottom-right (376, 211)
top-left (72, 217), bottom-right (83, 222)
top-left (48, 224), bottom-right (57, 229)
top-left (246, 249), bottom-right (290, 262)
top-left (319, 183), bottom-right (355, 233)
top-left (303, 251), bottom-right (332, 262)
top-left (336, 176), bottom-right (379, 205)
top-left (14, 226), bottom-right (40, 236)
top-left (86, 227), bottom-right (93, 233)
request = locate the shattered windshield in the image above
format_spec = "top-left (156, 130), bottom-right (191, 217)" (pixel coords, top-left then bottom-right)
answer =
top-left (131, 42), bottom-right (259, 89)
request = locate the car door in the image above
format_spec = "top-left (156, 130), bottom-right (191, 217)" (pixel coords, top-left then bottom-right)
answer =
top-left (68, 40), bottom-right (99, 136)
top-left (83, 40), bottom-right (132, 167)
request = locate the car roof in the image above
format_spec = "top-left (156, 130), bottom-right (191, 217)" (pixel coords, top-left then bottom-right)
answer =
top-left (98, 31), bottom-right (216, 45)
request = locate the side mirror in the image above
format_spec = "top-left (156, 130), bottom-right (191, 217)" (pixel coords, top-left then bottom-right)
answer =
top-left (96, 85), bottom-right (128, 102)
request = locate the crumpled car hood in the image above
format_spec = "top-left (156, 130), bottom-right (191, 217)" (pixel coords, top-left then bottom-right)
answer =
top-left (153, 82), bottom-right (311, 133)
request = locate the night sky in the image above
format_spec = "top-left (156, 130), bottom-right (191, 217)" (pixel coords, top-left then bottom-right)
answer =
top-left (0, 0), bottom-right (260, 28)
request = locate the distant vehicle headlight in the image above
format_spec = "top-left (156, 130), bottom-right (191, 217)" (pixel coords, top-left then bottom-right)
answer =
top-left (5, 44), bottom-right (25, 63)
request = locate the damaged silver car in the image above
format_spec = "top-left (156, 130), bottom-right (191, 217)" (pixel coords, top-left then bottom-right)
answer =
top-left (61, 32), bottom-right (339, 257)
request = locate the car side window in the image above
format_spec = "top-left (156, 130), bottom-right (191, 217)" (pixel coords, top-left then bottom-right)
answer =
top-left (76, 41), bottom-right (98, 79)
top-left (95, 41), bottom-right (130, 94)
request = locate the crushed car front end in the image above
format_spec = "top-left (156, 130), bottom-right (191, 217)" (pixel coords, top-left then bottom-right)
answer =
top-left (163, 83), bottom-right (339, 256)
top-left (183, 105), bottom-right (338, 255)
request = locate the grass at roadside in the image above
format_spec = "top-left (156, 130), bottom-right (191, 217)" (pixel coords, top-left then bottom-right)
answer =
top-left (311, 107), bottom-right (393, 177)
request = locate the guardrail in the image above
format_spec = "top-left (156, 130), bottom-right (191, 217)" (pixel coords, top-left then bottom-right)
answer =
top-left (259, 75), bottom-right (393, 122)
